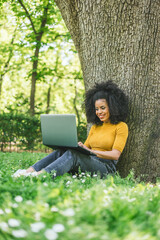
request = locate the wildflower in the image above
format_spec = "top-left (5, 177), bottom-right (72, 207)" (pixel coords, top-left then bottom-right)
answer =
top-left (15, 196), bottom-right (23, 202)
top-left (12, 229), bottom-right (27, 238)
top-left (51, 206), bottom-right (59, 212)
top-left (61, 208), bottom-right (75, 217)
top-left (52, 224), bottom-right (65, 232)
top-left (44, 203), bottom-right (49, 208)
top-left (72, 175), bottom-right (77, 178)
top-left (81, 172), bottom-right (85, 175)
top-left (34, 212), bottom-right (41, 221)
top-left (103, 189), bottom-right (108, 194)
top-left (81, 179), bottom-right (85, 183)
top-left (30, 222), bottom-right (45, 233)
top-left (86, 174), bottom-right (90, 177)
top-left (31, 172), bottom-right (38, 177)
top-left (5, 208), bottom-right (12, 214)
top-left (8, 219), bottom-right (21, 227)
top-left (93, 174), bottom-right (97, 177)
top-left (44, 229), bottom-right (58, 240)
top-left (0, 222), bottom-right (9, 232)
top-left (0, 209), bottom-right (4, 215)
top-left (43, 182), bottom-right (48, 187)
top-left (128, 198), bottom-right (136, 202)
top-left (11, 203), bottom-right (18, 208)
top-left (53, 172), bottom-right (56, 177)
top-left (67, 219), bottom-right (74, 225)
top-left (66, 181), bottom-right (71, 185)
top-left (26, 200), bottom-right (34, 205)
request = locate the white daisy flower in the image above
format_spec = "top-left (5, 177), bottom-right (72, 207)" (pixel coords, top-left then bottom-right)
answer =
top-left (15, 196), bottom-right (23, 202)
top-left (11, 203), bottom-right (19, 208)
top-left (44, 229), bottom-right (58, 240)
top-left (12, 229), bottom-right (27, 238)
top-left (30, 222), bottom-right (45, 233)
top-left (66, 181), bottom-right (71, 185)
top-left (51, 206), bottom-right (59, 212)
top-left (52, 224), bottom-right (65, 232)
top-left (34, 212), bottom-right (41, 221)
top-left (93, 174), bottom-right (97, 177)
top-left (0, 209), bottom-right (4, 215)
top-left (5, 208), bottom-right (12, 214)
top-left (61, 208), bottom-right (75, 217)
top-left (8, 219), bottom-right (20, 227)
top-left (0, 222), bottom-right (9, 232)
top-left (43, 182), bottom-right (48, 187)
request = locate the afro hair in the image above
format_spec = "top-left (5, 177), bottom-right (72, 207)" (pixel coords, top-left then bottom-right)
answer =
top-left (84, 81), bottom-right (128, 125)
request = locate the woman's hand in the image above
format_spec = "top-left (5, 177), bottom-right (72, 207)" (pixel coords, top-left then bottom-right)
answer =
top-left (78, 142), bottom-right (91, 151)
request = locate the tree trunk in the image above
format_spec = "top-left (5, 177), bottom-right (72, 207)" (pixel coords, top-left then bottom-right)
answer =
top-left (30, 44), bottom-right (39, 116)
top-left (18, 0), bottom-right (49, 116)
top-left (73, 79), bottom-right (81, 126)
top-left (55, 0), bottom-right (160, 182)
top-left (46, 84), bottom-right (51, 114)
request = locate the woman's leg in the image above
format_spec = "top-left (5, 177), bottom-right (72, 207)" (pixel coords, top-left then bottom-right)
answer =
top-left (43, 149), bottom-right (111, 178)
top-left (31, 149), bottom-right (65, 172)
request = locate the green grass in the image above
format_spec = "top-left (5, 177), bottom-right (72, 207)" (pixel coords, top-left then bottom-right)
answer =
top-left (0, 152), bottom-right (160, 240)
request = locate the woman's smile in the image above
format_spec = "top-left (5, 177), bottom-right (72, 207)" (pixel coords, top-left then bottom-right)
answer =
top-left (95, 99), bottom-right (110, 123)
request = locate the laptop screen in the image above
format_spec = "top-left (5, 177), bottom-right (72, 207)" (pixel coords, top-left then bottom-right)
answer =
top-left (40, 114), bottom-right (78, 148)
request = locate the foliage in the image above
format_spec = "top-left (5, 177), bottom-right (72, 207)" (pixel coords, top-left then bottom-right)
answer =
top-left (0, 152), bottom-right (160, 239)
top-left (0, 113), bottom-right (41, 150)
top-left (0, 112), bottom-right (87, 151)
top-left (0, 1), bottom-right (84, 119)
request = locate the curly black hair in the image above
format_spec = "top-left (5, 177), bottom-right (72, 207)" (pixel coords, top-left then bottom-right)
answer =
top-left (84, 81), bottom-right (128, 125)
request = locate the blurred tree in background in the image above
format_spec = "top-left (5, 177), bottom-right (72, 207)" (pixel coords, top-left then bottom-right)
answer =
top-left (0, 0), bottom-right (86, 150)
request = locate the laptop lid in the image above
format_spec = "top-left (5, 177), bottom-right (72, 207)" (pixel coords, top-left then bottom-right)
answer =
top-left (40, 114), bottom-right (78, 148)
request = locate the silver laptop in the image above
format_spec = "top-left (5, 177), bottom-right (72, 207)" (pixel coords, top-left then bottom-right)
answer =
top-left (40, 114), bottom-right (96, 155)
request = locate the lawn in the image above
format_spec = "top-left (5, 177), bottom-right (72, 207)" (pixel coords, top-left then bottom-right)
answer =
top-left (0, 152), bottom-right (160, 240)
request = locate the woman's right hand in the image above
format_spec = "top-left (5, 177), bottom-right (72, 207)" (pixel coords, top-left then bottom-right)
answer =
top-left (78, 141), bottom-right (84, 147)
top-left (78, 142), bottom-right (91, 151)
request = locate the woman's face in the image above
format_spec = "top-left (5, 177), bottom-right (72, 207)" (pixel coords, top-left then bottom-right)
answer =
top-left (95, 99), bottom-right (110, 123)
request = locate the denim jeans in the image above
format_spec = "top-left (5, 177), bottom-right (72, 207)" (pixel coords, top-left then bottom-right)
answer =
top-left (32, 149), bottom-right (117, 178)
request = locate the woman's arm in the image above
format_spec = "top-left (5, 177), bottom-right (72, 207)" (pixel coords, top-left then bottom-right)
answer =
top-left (78, 142), bottom-right (121, 161)
top-left (91, 149), bottom-right (121, 161)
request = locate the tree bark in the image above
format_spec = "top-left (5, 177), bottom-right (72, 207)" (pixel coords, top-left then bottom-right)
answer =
top-left (46, 84), bottom-right (51, 114)
top-left (18, 0), bottom-right (49, 116)
top-left (73, 79), bottom-right (81, 126)
top-left (55, 0), bottom-right (160, 182)
top-left (30, 43), bottom-right (40, 116)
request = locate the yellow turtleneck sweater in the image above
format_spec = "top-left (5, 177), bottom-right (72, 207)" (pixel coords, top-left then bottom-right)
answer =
top-left (84, 122), bottom-right (128, 153)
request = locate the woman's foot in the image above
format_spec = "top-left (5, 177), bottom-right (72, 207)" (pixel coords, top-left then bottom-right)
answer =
top-left (37, 169), bottom-right (46, 175)
top-left (26, 167), bottom-right (35, 173)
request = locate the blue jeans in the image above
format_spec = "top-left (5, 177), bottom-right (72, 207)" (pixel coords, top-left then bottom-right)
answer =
top-left (32, 149), bottom-right (117, 178)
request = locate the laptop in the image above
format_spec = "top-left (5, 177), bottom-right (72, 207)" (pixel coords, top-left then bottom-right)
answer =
top-left (40, 114), bottom-right (96, 156)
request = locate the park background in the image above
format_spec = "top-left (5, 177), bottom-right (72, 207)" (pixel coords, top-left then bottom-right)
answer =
top-left (0, 1), bottom-right (160, 240)
top-left (0, 0), bottom-right (86, 152)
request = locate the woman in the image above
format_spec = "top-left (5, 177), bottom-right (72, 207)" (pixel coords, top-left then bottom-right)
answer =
top-left (15, 81), bottom-right (128, 178)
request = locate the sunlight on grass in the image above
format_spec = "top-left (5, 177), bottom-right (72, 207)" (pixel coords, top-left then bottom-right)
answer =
top-left (0, 152), bottom-right (160, 240)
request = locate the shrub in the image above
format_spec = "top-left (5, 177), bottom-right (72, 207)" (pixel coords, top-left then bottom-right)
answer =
top-left (0, 113), bottom-right (41, 151)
